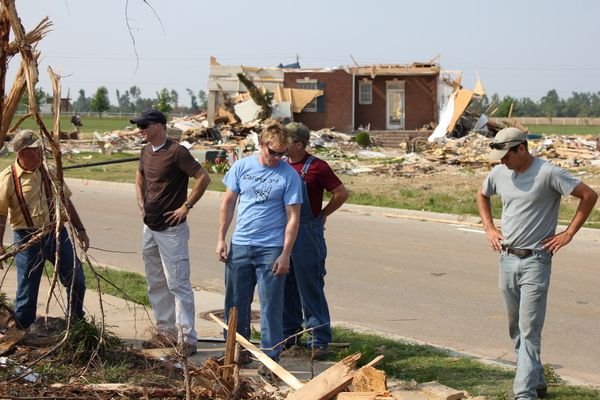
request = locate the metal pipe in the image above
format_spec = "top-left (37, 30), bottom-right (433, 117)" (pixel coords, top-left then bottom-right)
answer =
top-left (62, 157), bottom-right (140, 170)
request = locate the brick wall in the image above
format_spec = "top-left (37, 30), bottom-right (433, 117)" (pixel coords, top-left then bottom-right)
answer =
top-left (354, 75), bottom-right (437, 130)
top-left (284, 70), bottom-right (353, 132)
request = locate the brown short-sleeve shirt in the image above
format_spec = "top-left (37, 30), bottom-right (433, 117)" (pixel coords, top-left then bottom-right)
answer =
top-left (138, 140), bottom-right (202, 231)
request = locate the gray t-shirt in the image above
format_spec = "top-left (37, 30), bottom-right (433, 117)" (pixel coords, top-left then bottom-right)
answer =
top-left (482, 157), bottom-right (580, 249)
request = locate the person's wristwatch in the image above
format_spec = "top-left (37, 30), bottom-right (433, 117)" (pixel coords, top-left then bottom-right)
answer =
top-left (185, 201), bottom-right (193, 209)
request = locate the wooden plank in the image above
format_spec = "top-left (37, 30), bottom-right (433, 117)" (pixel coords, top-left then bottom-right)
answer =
top-left (208, 313), bottom-right (303, 390)
top-left (286, 353), bottom-right (361, 400)
top-left (222, 307), bottom-right (237, 381)
top-left (336, 393), bottom-right (395, 400)
top-left (416, 382), bottom-right (465, 400)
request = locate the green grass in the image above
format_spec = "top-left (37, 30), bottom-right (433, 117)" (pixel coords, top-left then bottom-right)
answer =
top-left (331, 327), bottom-right (600, 399)
top-left (12, 115), bottom-right (133, 134)
top-left (527, 125), bottom-right (600, 136)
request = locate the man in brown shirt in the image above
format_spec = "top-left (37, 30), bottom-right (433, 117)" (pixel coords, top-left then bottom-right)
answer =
top-left (133, 109), bottom-right (210, 355)
top-left (0, 130), bottom-right (88, 329)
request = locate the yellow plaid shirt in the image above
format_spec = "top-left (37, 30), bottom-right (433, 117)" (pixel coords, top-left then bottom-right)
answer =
top-left (0, 162), bottom-right (72, 230)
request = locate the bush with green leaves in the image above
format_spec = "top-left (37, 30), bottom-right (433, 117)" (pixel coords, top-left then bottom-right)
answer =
top-left (355, 131), bottom-right (371, 147)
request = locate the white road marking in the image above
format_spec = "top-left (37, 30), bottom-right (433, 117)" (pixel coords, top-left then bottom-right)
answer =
top-left (457, 228), bottom-right (485, 234)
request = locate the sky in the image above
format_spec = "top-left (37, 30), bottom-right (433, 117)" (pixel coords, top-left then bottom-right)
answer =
top-left (8, 0), bottom-right (600, 107)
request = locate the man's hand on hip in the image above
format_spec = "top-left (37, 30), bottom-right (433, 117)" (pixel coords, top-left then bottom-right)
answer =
top-left (164, 206), bottom-right (188, 225)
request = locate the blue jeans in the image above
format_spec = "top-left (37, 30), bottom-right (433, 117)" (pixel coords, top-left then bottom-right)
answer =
top-left (499, 250), bottom-right (552, 399)
top-left (224, 244), bottom-right (285, 360)
top-left (14, 227), bottom-right (86, 328)
top-left (283, 215), bottom-right (332, 348)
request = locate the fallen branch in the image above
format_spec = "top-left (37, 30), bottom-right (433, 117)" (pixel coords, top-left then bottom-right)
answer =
top-left (50, 383), bottom-right (184, 398)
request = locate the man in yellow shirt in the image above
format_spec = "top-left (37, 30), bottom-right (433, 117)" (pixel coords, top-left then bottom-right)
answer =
top-left (0, 131), bottom-right (88, 329)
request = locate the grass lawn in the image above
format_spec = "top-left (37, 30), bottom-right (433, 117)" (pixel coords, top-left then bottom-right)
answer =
top-left (527, 125), bottom-right (600, 136)
top-left (12, 115), bottom-right (133, 135)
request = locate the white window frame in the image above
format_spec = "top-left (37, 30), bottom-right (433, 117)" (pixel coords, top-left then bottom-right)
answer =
top-left (358, 80), bottom-right (372, 105)
top-left (297, 78), bottom-right (319, 112)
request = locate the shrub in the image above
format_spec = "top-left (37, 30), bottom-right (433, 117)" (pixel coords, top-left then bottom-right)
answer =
top-left (355, 131), bottom-right (371, 147)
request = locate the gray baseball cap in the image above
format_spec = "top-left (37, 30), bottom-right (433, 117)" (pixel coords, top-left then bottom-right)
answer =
top-left (488, 127), bottom-right (526, 160)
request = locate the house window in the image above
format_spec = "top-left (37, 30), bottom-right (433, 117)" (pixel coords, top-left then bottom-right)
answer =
top-left (358, 81), bottom-right (372, 105)
top-left (297, 78), bottom-right (319, 112)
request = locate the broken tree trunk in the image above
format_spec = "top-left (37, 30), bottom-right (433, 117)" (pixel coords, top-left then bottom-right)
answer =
top-left (237, 72), bottom-right (272, 119)
top-left (286, 353), bottom-right (362, 400)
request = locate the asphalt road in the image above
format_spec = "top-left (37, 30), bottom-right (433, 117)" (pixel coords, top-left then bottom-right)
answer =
top-left (9, 178), bottom-right (599, 385)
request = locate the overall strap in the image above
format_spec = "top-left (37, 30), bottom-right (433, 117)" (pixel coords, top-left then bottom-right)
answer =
top-left (300, 155), bottom-right (315, 178)
top-left (39, 167), bottom-right (56, 222)
top-left (10, 164), bottom-right (35, 228)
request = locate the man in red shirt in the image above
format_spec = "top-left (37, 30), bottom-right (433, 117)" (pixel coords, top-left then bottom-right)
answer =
top-left (282, 122), bottom-right (348, 359)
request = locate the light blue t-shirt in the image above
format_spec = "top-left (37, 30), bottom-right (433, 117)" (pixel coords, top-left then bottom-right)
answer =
top-left (223, 155), bottom-right (302, 246)
top-left (482, 157), bottom-right (580, 249)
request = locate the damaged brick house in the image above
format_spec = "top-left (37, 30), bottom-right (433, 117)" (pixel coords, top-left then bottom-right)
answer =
top-left (284, 63), bottom-right (440, 133)
top-left (208, 58), bottom-right (441, 134)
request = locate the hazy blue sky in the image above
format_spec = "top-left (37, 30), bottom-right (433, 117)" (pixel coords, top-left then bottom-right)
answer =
top-left (9, 0), bottom-right (600, 106)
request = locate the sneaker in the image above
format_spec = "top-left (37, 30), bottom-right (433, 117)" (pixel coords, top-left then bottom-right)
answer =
top-left (258, 364), bottom-right (280, 384)
top-left (536, 386), bottom-right (547, 398)
top-left (311, 347), bottom-right (329, 361)
top-left (142, 333), bottom-right (176, 349)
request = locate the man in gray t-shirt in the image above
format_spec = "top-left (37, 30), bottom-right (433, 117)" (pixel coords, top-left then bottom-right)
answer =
top-left (476, 127), bottom-right (597, 400)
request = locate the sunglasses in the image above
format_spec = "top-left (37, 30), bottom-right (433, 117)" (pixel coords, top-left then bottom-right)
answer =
top-left (266, 146), bottom-right (287, 157)
top-left (489, 140), bottom-right (524, 150)
top-left (137, 121), bottom-right (157, 130)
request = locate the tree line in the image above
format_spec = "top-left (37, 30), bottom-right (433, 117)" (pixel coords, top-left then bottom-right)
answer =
top-left (19, 86), bottom-right (208, 116)
top-left (471, 90), bottom-right (600, 118)
top-left (20, 87), bottom-right (600, 118)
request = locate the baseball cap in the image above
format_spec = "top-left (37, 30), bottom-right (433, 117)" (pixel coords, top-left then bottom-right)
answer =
top-left (12, 130), bottom-right (40, 153)
top-left (284, 122), bottom-right (310, 145)
top-left (130, 109), bottom-right (167, 127)
top-left (488, 127), bottom-right (526, 160)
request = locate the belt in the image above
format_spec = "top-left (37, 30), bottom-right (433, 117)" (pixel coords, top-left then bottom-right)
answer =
top-left (501, 245), bottom-right (533, 258)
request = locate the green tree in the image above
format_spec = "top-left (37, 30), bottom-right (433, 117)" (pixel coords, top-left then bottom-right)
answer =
top-left (90, 86), bottom-right (111, 117)
top-left (186, 88), bottom-right (199, 111)
top-left (198, 90), bottom-right (207, 110)
top-left (19, 87), bottom-right (51, 112)
top-left (539, 89), bottom-right (563, 117)
top-left (73, 89), bottom-right (91, 112)
top-left (515, 97), bottom-right (539, 117)
top-left (154, 88), bottom-right (172, 113)
top-left (494, 95), bottom-right (516, 117)
top-left (115, 89), bottom-right (133, 112)
top-left (169, 89), bottom-right (179, 108)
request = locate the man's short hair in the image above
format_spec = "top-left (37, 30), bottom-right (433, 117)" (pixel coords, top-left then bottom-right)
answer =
top-left (260, 126), bottom-right (286, 148)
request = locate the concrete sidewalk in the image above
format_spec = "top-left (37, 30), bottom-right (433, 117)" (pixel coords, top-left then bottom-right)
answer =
top-left (0, 266), bottom-right (335, 382)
